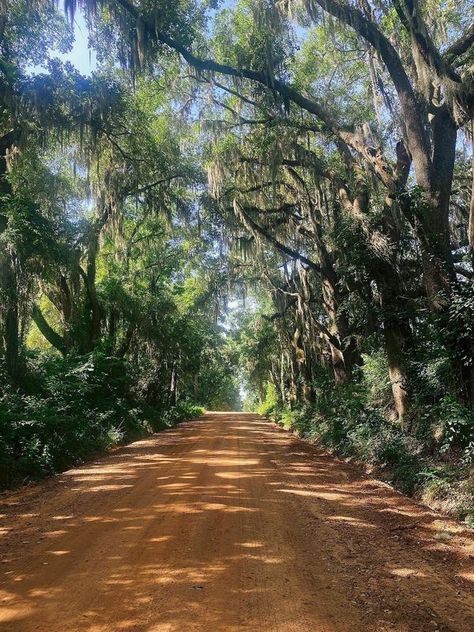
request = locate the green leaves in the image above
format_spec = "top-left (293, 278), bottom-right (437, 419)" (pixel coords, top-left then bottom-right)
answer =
top-left (0, 193), bottom-right (59, 260)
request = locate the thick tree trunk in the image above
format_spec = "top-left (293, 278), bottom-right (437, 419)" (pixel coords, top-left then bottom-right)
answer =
top-left (321, 272), bottom-right (354, 385)
top-left (32, 305), bottom-right (68, 355)
top-left (375, 266), bottom-right (412, 424)
top-left (412, 109), bottom-right (457, 309)
top-left (0, 132), bottom-right (21, 381)
top-left (0, 243), bottom-right (20, 380)
top-left (421, 113), bottom-right (473, 405)
top-left (329, 344), bottom-right (350, 385)
top-left (383, 320), bottom-right (410, 425)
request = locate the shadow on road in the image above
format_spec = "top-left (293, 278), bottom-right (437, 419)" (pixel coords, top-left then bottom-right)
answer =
top-left (0, 412), bottom-right (473, 631)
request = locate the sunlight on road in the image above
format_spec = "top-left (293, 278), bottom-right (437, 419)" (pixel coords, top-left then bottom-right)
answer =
top-left (0, 413), bottom-right (473, 632)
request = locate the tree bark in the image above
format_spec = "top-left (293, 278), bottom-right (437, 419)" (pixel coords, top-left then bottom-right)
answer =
top-left (32, 305), bottom-right (68, 355)
top-left (0, 130), bottom-right (21, 381)
top-left (469, 119), bottom-right (474, 267)
top-left (381, 306), bottom-right (410, 425)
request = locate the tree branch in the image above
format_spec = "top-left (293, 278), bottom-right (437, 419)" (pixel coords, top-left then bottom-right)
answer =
top-left (444, 23), bottom-right (474, 65)
top-left (233, 200), bottom-right (321, 274)
top-left (310, 0), bottom-right (433, 187)
top-left (95, 0), bottom-right (402, 189)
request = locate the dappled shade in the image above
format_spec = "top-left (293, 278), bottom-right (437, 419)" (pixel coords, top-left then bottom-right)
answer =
top-left (1, 413), bottom-right (473, 631)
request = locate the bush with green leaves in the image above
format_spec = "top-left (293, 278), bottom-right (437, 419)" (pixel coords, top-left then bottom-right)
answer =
top-left (257, 382), bottom-right (279, 418)
top-left (0, 352), bottom-right (204, 490)
top-left (437, 395), bottom-right (474, 457)
top-left (265, 369), bottom-right (472, 511)
top-left (145, 401), bottom-right (205, 432)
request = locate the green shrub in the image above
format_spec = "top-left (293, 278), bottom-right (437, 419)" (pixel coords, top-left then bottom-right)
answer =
top-left (279, 407), bottom-right (297, 430)
top-left (269, 379), bottom-right (439, 501)
top-left (147, 401), bottom-right (204, 432)
top-left (420, 465), bottom-right (474, 522)
top-left (0, 354), bottom-right (204, 490)
top-left (437, 395), bottom-right (474, 454)
top-left (361, 351), bottom-right (393, 409)
top-left (257, 382), bottom-right (279, 418)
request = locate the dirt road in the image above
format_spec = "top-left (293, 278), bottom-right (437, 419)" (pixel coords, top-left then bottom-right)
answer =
top-left (1, 412), bottom-right (473, 631)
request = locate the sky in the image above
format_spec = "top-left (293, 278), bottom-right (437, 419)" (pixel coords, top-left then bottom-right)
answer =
top-left (62, 10), bottom-right (97, 75)
top-left (32, 1), bottom-right (299, 77)
top-left (29, 8), bottom-right (96, 75)
top-left (31, 1), bottom-right (229, 76)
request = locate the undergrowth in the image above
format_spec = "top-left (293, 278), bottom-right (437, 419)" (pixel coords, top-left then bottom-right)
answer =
top-left (258, 361), bottom-right (474, 527)
top-left (0, 352), bottom-right (204, 491)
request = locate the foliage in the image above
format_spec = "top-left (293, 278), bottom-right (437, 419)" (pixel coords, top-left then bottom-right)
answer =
top-left (260, 361), bottom-right (473, 519)
top-left (257, 382), bottom-right (278, 417)
top-left (0, 350), bottom-right (207, 489)
top-left (0, 352), bottom-right (139, 487)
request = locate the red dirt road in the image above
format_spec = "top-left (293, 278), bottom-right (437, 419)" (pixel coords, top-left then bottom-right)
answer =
top-left (0, 412), bottom-right (473, 631)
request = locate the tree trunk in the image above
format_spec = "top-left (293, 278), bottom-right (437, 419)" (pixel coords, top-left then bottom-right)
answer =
top-left (321, 277), bottom-right (354, 385)
top-left (375, 266), bottom-right (412, 424)
top-left (116, 324), bottom-right (134, 359)
top-left (383, 320), bottom-right (410, 425)
top-left (32, 305), bottom-right (68, 355)
top-left (280, 352), bottom-right (286, 404)
top-left (0, 132), bottom-right (21, 381)
top-left (193, 372), bottom-right (199, 402)
top-left (4, 289), bottom-right (20, 380)
top-left (170, 363), bottom-right (178, 406)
